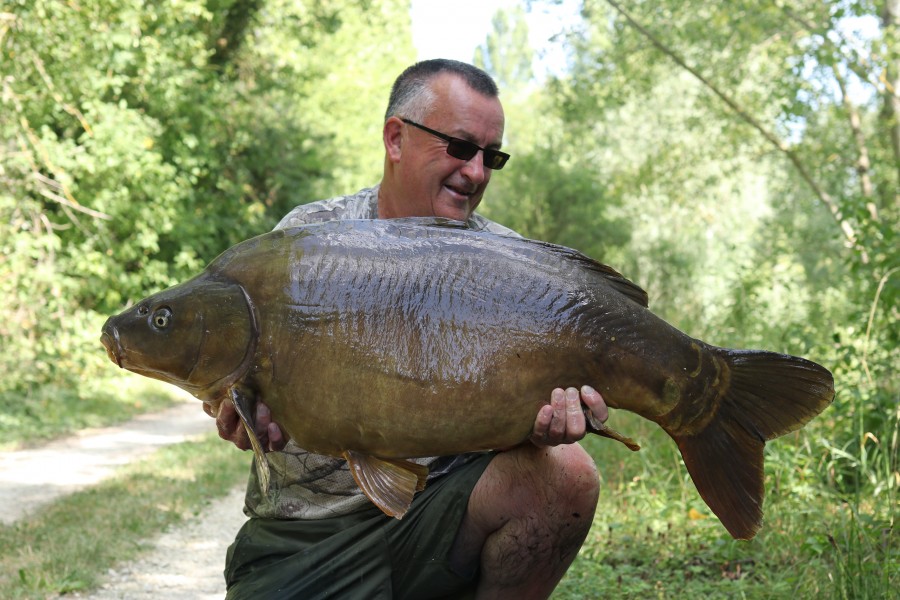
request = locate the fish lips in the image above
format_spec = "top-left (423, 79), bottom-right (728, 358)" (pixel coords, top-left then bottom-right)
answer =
top-left (100, 322), bottom-right (123, 368)
top-left (99, 323), bottom-right (163, 378)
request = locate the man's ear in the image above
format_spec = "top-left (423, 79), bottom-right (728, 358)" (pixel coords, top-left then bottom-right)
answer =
top-left (383, 117), bottom-right (404, 164)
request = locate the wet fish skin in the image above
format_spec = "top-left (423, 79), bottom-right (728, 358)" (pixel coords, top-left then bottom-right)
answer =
top-left (100, 218), bottom-right (834, 539)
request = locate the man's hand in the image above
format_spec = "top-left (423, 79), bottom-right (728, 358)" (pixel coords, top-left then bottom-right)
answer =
top-left (204, 399), bottom-right (287, 452)
top-left (530, 385), bottom-right (608, 447)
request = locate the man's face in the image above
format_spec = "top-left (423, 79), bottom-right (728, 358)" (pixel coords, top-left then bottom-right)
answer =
top-left (389, 74), bottom-right (505, 221)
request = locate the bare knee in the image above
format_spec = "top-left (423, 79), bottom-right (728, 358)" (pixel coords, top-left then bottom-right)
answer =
top-left (451, 444), bottom-right (599, 597)
top-left (473, 443), bottom-right (598, 528)
top-left (546, 443), bottom-right (600, 515)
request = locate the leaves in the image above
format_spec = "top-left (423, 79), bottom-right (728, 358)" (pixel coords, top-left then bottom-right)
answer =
top-left (0, 0), bottom-right (414, 414)
top-left (482, 8), bottom-right (896, 592)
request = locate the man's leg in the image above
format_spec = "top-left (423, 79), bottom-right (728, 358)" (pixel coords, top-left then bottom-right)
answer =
top-left (448, 443), bottom-right (599, 599)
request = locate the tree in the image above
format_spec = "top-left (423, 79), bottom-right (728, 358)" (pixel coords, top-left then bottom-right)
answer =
top-left (541, 0), bottom-right (897, 520)
top-left (474, 5), bottom-right (535, 92)
top-left (473, 5), bottom-right (629, 262)
top-left (0, 0), bottom-right (414, 422)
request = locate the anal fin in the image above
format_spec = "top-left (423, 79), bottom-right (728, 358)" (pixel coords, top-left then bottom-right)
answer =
top-left (230, 387), bottom-right (271, 496)
top-left (343, 451), bottom-right (429, 519)
top-left (585, 407), bottom-right (641, 451)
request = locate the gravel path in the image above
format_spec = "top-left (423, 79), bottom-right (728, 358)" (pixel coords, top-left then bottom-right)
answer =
top-left (75, 487), bottom-right (246, 600)
top-left (0, 395), bottom-right (212, 524)
top-left (2, 394), bottom-right (247, 598)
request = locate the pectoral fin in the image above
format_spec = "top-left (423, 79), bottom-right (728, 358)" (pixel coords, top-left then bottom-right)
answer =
top-left (585, 408), bottom-right (641, 451)
top-left (343, 451), bottom-right (429, 519)
top-left (230, 387), bottom-right (271, 496)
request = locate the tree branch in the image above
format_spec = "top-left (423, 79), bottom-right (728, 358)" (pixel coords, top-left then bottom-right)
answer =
top-left (4, 77), bottom-right (110, 225)
top-left (783, 0), bottom-right (898, 213)
top-left (34, 174), bottom-right (112, 220)
top-left (779, 3), bottom-right (884, 95)
top-left (603, 0), bottom-right (864, 257)
top-left (32, 54), bottom-right (93, 137)
top-left (833, 65), bottom-right (878, 221)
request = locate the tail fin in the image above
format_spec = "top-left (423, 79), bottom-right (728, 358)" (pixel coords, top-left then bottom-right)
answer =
top-left (671, 349), bottom-right (834, 540)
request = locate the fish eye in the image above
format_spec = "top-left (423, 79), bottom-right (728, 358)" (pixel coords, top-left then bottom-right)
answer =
top-left (151, 307), bottom-right (172, 330)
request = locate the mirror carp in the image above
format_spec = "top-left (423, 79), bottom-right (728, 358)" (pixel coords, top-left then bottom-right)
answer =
top-left (100, 218), bottom-right (834, 539)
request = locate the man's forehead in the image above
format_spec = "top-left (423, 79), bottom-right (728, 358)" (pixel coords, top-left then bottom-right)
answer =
top-left (428, 72), bottom-right (502, 108)
top-left (427, 74), bottom-right (505, 143)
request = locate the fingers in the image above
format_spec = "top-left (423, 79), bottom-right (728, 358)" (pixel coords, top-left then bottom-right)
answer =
top-left (580, 385), bottom-right (608, 424)
top-left (531, 385), bottom-right (610, 447)
top-left (267, 422), bottom-right (287, 452)
top-left (216, 398), bottom-right (251, 450)
top-left (532, 387), bottom-right (581, 447)
top-left (255, 403), bottom-right (288, 452)
top-left (547, 387), bottom-right (568, 441)
top-left (255, 403), bottom-right (273, 439)
top-left (215, 398), bottom-right (288, 453)
top-left (530, 404), bottom-right (554, 446)
top-left (564, 387), bottom-right (587, 440)
top-left (202, 402), bottom-right (217, 418)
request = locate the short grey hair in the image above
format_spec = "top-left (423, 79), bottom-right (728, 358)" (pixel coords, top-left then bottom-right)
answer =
top-left (384, 59), bottom-right (500, 122)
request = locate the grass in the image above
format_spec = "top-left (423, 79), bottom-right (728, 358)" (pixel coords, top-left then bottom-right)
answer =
top-left (554, 411), bottom-right (898, 599)
top-left (0, 433), bottom-right (250, 598)
top-left (0, 374), bottom-right (184, 451)
top-left (1, 383), bottom-right (894, 598)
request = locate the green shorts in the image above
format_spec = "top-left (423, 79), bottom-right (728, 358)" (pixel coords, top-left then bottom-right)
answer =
top-left (224, 452), bottom-right (495, 600)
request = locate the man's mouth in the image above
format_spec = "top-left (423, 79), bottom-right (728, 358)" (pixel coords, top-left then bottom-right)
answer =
top-left (443, 184), bottom-right (476, 200)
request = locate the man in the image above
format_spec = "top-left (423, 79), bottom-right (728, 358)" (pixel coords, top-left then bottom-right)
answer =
top-left (211, 59), bottom-right (607, 599)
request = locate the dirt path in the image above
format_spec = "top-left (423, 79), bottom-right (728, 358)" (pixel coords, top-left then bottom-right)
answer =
top-left (0, 395), bottom-right (212, 524)
top-left (2, 394), bottom-right (246, 598)
top-left (75, 487), bottom-right (246, 600)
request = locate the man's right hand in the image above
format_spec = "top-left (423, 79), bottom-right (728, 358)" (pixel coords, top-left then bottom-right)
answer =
top-left (204, 399), bottom-right (287, 452)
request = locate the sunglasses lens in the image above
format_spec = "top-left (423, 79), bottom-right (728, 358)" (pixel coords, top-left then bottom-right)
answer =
top-left (484, 151), bottom-right (509, 170)
top-left (446, 140), bottom-right (479, 161)
top-left (448, 143), bottom-right (510, 170)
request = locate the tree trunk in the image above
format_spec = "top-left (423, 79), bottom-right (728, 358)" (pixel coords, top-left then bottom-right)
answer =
top-left (209, 0), bottom-right (264, 68)
top-left (881, 0), bottom-right (900, 210)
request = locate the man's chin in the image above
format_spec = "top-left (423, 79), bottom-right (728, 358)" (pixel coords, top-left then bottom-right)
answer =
top-left (434, 192), bottom-right (478, 221)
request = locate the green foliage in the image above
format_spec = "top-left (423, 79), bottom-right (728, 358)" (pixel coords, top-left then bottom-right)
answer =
top-left (474, 5), bottom-right (534, 91)
top-left (0, 0), bottom-right (414, 438)
top-left (479, 2), bottom-right (897, 596)
top-left (1, 0), bottom-right (897, 595)
top-left (554, 415), bottom-right (898, 599)
top-left (474, 6), bottom-right (629, 261)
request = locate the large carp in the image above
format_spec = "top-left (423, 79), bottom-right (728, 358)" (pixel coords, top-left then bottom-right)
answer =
top-left (100, 218), bottom-right (834, 539)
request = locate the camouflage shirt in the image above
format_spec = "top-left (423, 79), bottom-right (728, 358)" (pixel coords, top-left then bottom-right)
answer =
top-left (244, 185), bottom-right (519, 519)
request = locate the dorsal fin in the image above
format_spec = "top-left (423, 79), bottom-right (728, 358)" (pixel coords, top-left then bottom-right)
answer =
top-left (527, 239), bottom-right (650, 307)
top-left (406, 220), bottom-right (651, 307)
top-left (289, 217), bottom-right (650, 307)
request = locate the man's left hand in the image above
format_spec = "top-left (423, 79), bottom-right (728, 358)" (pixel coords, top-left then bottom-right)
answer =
top-left (530, 385), bottom-right (608, 447)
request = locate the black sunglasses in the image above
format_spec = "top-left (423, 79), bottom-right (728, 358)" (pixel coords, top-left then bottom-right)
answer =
top-left (401, 118), bottom-right (510, 170)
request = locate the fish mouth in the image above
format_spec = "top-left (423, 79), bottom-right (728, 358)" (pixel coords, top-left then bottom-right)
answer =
top-left (100, 327), bottom-right (122, 368)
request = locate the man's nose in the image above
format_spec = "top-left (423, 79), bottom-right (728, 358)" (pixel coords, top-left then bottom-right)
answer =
top-left (459, 150), bottom-right (487, 184)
